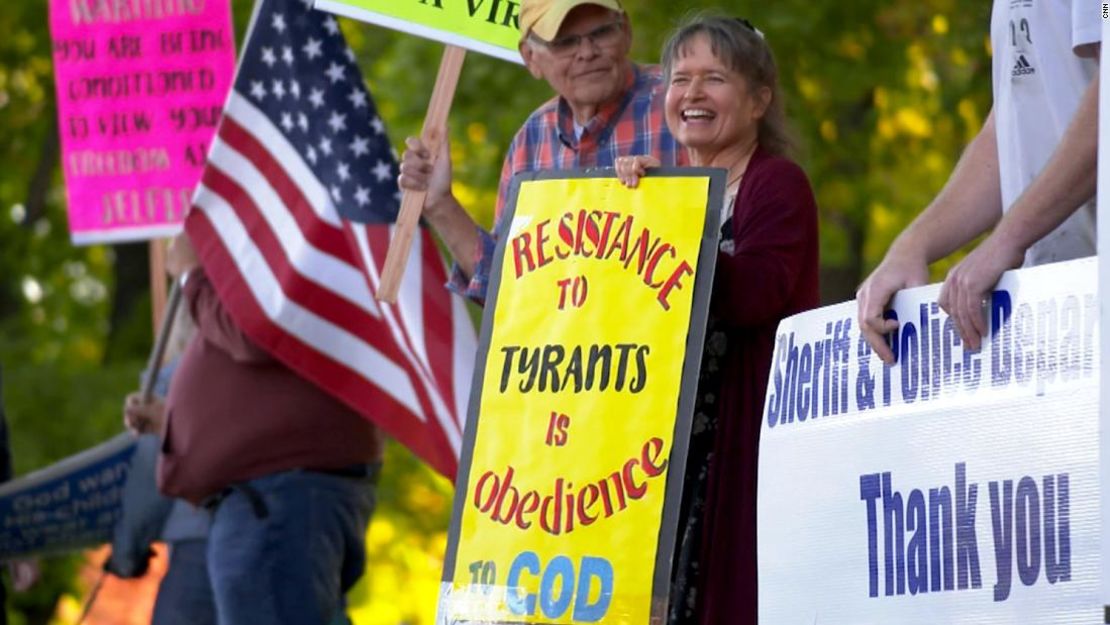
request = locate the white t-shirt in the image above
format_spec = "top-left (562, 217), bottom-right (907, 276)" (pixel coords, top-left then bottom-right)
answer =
top-left (991, 0), bottom-right (1100, 265)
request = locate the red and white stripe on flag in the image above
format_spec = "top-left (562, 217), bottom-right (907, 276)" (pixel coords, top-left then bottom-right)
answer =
top-left (186, 91), bottom-right (476, 479)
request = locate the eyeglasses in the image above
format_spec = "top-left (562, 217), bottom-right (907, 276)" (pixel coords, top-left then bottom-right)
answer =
top-left (531, 21), bottom-right (625, 57)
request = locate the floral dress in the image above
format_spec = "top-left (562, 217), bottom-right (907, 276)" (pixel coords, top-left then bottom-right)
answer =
top-left (668, 148), bottom-right (820, 625)
top-left (668, 189), bottom-right (736, 624)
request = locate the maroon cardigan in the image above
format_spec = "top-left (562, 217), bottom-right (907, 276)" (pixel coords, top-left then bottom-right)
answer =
top-left (696, 147), bottom-right (820, 625)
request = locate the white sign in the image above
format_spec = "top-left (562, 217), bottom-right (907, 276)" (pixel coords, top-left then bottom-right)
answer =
top-left (759, 258), bottom-right (1099, 623)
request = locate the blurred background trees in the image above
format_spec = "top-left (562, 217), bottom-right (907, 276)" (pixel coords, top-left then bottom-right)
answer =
top-left (0, 0), bottom-right (993, 622)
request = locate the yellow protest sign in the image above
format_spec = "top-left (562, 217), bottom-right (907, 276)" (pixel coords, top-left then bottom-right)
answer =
top-left (315, 0), bottom-right (523, 63)
top-left (439, 170), bottom-right (724, 624)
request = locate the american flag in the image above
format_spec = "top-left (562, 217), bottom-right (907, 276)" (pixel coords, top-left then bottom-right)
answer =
top-left (185, 0), bottom-right (477, 478)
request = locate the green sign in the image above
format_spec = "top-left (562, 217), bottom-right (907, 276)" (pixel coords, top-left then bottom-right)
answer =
top-left (315, 0), bottom-right (523, 64)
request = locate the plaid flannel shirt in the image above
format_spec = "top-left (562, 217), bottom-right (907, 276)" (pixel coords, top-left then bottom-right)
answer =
top-left (448, 63), bottom-right (687, 303)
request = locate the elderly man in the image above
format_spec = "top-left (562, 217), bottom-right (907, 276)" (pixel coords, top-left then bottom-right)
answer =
top-left (399, 0), bottom-right (684, 303)
top-left (857, 0), bottom-right (1099, 359)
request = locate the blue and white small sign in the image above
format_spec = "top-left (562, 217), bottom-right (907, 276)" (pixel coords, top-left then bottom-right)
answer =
top-left (0, 434), bottom-right (136, 560)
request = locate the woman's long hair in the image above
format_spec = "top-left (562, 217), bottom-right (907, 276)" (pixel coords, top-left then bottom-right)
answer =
top-left (661, 14), bottom-right (795, 157)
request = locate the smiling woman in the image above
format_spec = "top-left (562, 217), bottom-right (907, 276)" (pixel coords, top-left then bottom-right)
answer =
top-left (661, 16), bottom-right (793, 175)
top-left (613, 14), bottom-right (821, 625)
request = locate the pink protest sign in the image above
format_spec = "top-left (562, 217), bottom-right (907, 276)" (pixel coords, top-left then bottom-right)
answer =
top-left (49, 0), bottom-right (236, 245)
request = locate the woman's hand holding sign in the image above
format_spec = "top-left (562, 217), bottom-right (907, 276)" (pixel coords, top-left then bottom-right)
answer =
top-left (615, 155), bottom-right (661, 188)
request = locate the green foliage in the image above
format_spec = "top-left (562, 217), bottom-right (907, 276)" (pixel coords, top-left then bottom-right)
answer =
top-left (0, 0), bottom-right (995, 622)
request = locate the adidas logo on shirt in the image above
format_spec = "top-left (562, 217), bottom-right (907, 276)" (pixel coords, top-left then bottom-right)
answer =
top-left (1012, 54), bottom-right (1036, 77)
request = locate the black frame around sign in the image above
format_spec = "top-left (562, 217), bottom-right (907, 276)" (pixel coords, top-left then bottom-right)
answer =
top-left (440, 166), bottom-right (727, 625)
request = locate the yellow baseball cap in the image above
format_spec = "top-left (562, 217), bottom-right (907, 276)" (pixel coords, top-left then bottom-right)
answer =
top-left (519, 0), bottom-right (624, 42)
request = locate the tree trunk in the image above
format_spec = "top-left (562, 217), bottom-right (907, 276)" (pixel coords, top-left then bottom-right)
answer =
top-left (819, 216), bottom-right (866, 305)
top-left (22, 116), bottom-right (58, 228)
top-left (101, 243), bottom-right (151, 364)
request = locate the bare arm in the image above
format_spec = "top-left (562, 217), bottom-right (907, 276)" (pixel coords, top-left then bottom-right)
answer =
top-left (398, 133), bottom-right (481, 279)
top-left (972, 74), bottom-right (1098, 259)
top-left (940, 70), bottom-right (1099, 349)
top-left (886, 109), bottom-right (1005, 267)
top-left (425, 196), bottom-right (481, 279)
top-left (857, 108), bottom-right (1004, 362)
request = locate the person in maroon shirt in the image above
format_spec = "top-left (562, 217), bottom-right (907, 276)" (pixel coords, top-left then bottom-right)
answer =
top-left (149, 232), bottom-right (384, 625)
top-left (617, 15), bottom-right (820, 625)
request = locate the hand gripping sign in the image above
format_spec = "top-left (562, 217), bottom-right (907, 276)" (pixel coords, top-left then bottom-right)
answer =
top-left (438, 169), bottom-right (725, 625)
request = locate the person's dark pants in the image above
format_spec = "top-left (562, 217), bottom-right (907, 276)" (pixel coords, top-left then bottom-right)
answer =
top-left (206, 467), bottom-right (378, 625)
top-left (153, 539), bottom-right (216, 625)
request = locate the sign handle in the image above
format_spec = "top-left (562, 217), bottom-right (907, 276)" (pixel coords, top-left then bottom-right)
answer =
top-left (376, 45), bottom-right (467, 303)
top-left (149, 240), bottom-right (168, 335)
top-left (141, 238), bottom-right (180, 403)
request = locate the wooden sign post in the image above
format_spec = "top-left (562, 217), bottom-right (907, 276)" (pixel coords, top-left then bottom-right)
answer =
top-left (377, 45), bottom-right (467, 303)
top-left (313, 0), bottom-right (523, 301)
top-left (149, 240), bottom-right (168, 334)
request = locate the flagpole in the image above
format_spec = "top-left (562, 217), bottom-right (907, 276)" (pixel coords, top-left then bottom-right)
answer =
top-left (141, 278), bottom-right (183, 402)
top-left (134, 0), bottom-right (260, 399)
top-left (376, 44), bottom-right (467, 303)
